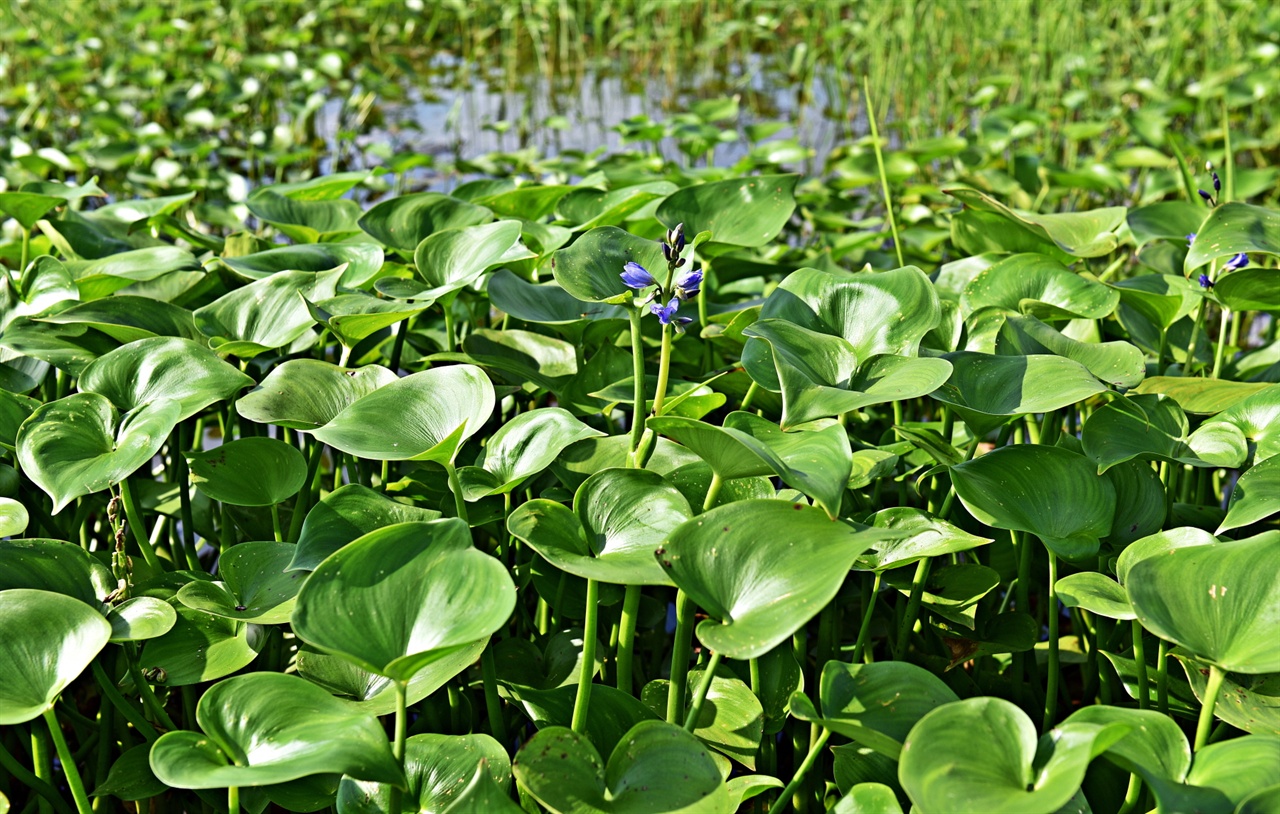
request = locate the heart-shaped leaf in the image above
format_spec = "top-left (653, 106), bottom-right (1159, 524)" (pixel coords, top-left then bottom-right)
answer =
top-left (246, 191), bottom-right (363, 243)
top-left (296, 640), bottom-right (487, 717)
top-left (657, 500), bottom-right (891, 659)
top-left (217, 243), bottom-right (384, 287)
top-left (857, 508), bottom-right (992, 571)
top-left (1082, 394), bottom-right (1247, 473)
top-left (359, 192), bottom-right (493, 253)
top-left (656, 174), bottom-right (798, 247)
top-left (552, 226), bottom-right (666, 304)
top-left (933, 352), bottom-right (1105, 435)
top-left (1134, 376), bottom-right (1271, 414)
top-left (961, 253), bottom-right (1119, 320)
top-left (149, 672), bottom-right (403, 788)
top-left (992, 313), bottom-right (1145, 388)
top-left (946, 187), bottom-right (1126, 258)
top-left (290, 484), bottom-right (441, 572)
top-left (139, 602), bottom-right (264, 687)
top-left (292, 520), bottom-right (515, 681)
top-left (305, 293), bottom-right (431, 348)
top-left (0, 588), bottom-right (112, 724)
top-left (177, 542), bottom-right (303, 624)
top-left (1219, 456), bottom-right (1280, 533)
top-left (193, 268), bottom-right (345, 358)
top-left (1055, 572), bottom-right (1135, 620)
top-left (106, 596), bottom-right (178, 642)
top-left (412, 219), bottom-right (524, 299)
top-left (641, 668), bottom-right (763, 768)
top-left (336, 733), bottom-right (513, 814)
top-left (186, 437), bottom-right (307, 507)
top-left (38, 296), bottom-right (202, 344)
top-left (237, 360), bottom-right (398, 430)
top-left (459, 407), bottom-right (605, 500)
top-left (0, 539), bottom-right (114, 605)
top-left (1185, 202), bottom-right (1280, 272)
top-left (1177, 655), bottom-right (1280, 736)
top-left (487, 269), bottom-right (627, 325)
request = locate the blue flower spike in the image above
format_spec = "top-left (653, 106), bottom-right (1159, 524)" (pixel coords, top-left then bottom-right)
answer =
top-left (621, 261), bottom-right (657, 290)
top-left (651, 297), bottom-right (694, 330)
top-left (1186, 232), bottom-right (1196, 246)
top-left (673, 266), bottom-right (703, 301)
top-left (1224, 252), bottom-right (1248, 272)
top-left (1198, 273), bottom-right (1214, 289)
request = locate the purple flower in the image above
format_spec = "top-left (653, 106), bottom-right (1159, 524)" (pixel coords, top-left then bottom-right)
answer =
top-left (1224, 252), bottom-right (1248, 271)
top-left (651, 297), bottom-right (693, 327)
top-left (621, 261), bottom-right (657, 289)
top-left (1186, 232), bottom-right (1196, 246)
top-left (1198, 273), bottom-right (1214, 289)
top-left (1199, 189), bottom-right (1215, 206)
top-left (673, 267), bottom-right (703, 300)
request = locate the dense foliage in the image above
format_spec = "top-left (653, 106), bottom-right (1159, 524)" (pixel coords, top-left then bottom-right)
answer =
top-left (2, 2), bottom-right (1280, 814)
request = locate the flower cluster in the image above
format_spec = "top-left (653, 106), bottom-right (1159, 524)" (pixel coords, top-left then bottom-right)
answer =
top-left (1185, 231), bottom-right (1246, 289)
top-left (620, 222), bottom-right (703, 330)
top-left (1198, 161), bottom-right (1222, 207)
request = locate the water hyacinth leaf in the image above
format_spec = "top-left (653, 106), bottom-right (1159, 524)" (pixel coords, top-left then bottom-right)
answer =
top-left (304, 293), bottom-right (431, 347)
top-left (336, 733), bottom-right (512, 814)
top-left (644, 415), bottom-right (776, 480)
top-left (857, 507), bottom-right (993, 571)
top-left (1134, 376), bottom-right (1271, 414)
top-left (897, 697), bottom-right (1129, 814)
top-left (752, 644), bottom-right (804, 735)
top-left (0, 589), bottom-right (112, 724)
top-left (933, 352), bottom-right (1105, 435)
top-left (951, 444), bottom-right (1116, 560)
top-left (833, 784), bottom-right (904, 814)
top-left (552, 226), bottom-right (667, 303)
top-left (1061, 706), bottom-right (1195, 807)
top-left (0, 316), bottom-right (116, 375)
top-left (487, 269), bottom-right (627, 325)
top-left (67, 246), bottom-right (202, 300)
top-left (38, 296), bottom-right (202, 344)
top-left (0, 390), bottom-right (39, 450)
top-left (993, 313), bottom-right (1145, 388)
top-left (946, 187), bottom-right (1127, 258)
top-left (473, 183), bottom-right (574, 220)
top-left (1184, 736), bottom-right (1280, 810)
top-left (1214, 268), bottom-right (1280, 311)
top-left (1104, 459), bottom-right (1167, 545)
top-left (296, 639), bottom-right (487, 717)
top-left (641, 669), bottom-right (764, 768)
top-left (292, 519), bottom-right (515, 681)
top-left (106, 596), bottom-right (178, 642)
top-left (502, 683), bottom-right (658, 759)
top-left (359, 192), bottom-right (494, 253)
top-left (149, 672), bottom-right (403, 789)
top-left (216, 243), bottom-right (385, 287)
top-left (139, 603), bottom-right (264, 686)
top-left (291, 484), bottom-right (441, 572)
top-left (310, 365), bottom-right (495, 463)
top-left (246, 190), bottom-right (364, 243)
top-left (960, 253), bottom-right (1119, 320)
top-left (237, 360), bottom-right (398, 431)
top-left (177, 542), bottom-right (303, 624)
top-left (93, 743), bottom-right (168, 801)
top-left (1127, 200), bottom-right (1206, 247)
top-left (557, 181), bottom-right (678, 231)
top-left (1184, 202), bottom-right (1280, 272)
top-left (552, 435), bottom-right (699, 490)
top-left (186, 437), bottom-right (307, 507)
top-left (462, 328), bottom-right (579, 390)
top-left (1055, 572), bottom-right (1135, 620)
top-left (885, 563), bottom-right (1001, 629)
top-left (1206, 384), bottom-right (1280, 463)
top-left (1127, 534), bottom-right (1280, 673)
top-left (0, 498), bottom-right (28, 537)
top-left (0, 539), bottom-right (114, 605)
top-left (1219, 456), bottom-right (1280, 533)
top-left (193, 267), bottom-right (345, 358)
top-left (0, 190), bottom-right (67, 230)
top-left (656, 174), bottom-right (798, 247)
top-left (790, 661), bottom-right (959, 759)
top-left (657, 500), bottom-right (893, 659)
top-left (17, 393), bottom-right (181, 513)
top-left (721, 411), bottom-right (852, 517)
top-left (1115, 526), bottom-right (1219, 586)
top-left (459, 407), bottom-right (604, 500)
top-left (1082, 394), bottom-right (1247, 473)
top-left (512, 721), bottom-right (729, 814)
top-left (412, 219), bottom-right (524, 299)
top-left (507, 468), bottom-right (689, 586)
top-left (1176, 655), bottom-right (1280, 736)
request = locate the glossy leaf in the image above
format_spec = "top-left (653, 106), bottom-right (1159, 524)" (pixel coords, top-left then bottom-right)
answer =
top-left (857, 507), bottom-right (992, 571)
top-left (552, 226), bottom-right (666, 304)
top-left (1220, 456), bottom-right (1280, 533)
top-left (177, 542), bottom-right (303, 624)
top-left (933, 352), bottom-right (1105, 434)
top-left (641, 669), bottom-right (763, 768)
top-left (291, 484), bottom-right (441, 572)
top-left (961, 253), bottom-right (1119, 320)
top-left (946, 187), bottom-right (1126, 258)
top-left (217, 243), bottom-right (385, 287)
top-left (237, 360), bottom-right (398, 431)
top-left (106, 596), bottom-right (178, 642)
top-left (459, 407), bottom-right (605, 500)
top-left (193, 268), bottom-right (344, 358)
top-left (336, 733), bottom-right (512, 814)
top-left (186, 437), bottom-right (307, 507)
top-left (656, 174), bottom-right (798, 247)
top-left (0, 539), bottom-right (114, 605)
top-left (1082, 394), bottom-right (1247, 473)
top-left (1185, 202), bottom-right (1280, 272)
top-left (358, 192), bottom-right (493, 253)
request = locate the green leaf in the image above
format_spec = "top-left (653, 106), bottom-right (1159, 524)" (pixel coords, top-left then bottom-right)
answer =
top-left (946, 187), bottom-right (1126, 258)
top-left (310, 365), bottom-right (495, 463)
top-left (934, 352), bottom-right (1106, 435)
top-left (657, 500), bottom-right (892, 659)
top-left (833, 783), bottom-right (904, 814)
top-left (237, 360), bottom-right (398, 431)
top-left (1115, 526), bottom-right (1219, 585)
top-left (656, 174), bottom-right (798, 247)
top-left (38, 296), bottom-right (203, 344)
top-left (305, 293), bottom-right (430, 347)
top-left (512, 721), bottom-right (729, 814)
top-left (194, 267), bottom-right (345, 358)
top-left (1184, 736), bottom-right (1280, 810)
top-left (961, 253), bottom-right (1119, 320)
top-left (1176, 655), bottom-right (1280, 736)
top-left (1082, 394), bottom-right (1247, 473)
top-left (291, 484), bottom-right (441, 572)
top-left (296, 640), bottom-right (486, 717)
top-left (858, 508), bottom-right (993, 571)
top-left (412, 219), bottom-right (524, 299)
top-left (1205, 384), bottom-right (1280, 463)
top-left (507, 468), bottom-right (690, 586)
top-left (358, 192), bottom-right (493, 253)
top-left (1219, 456), bottom-right (1280, 533)
top-left (0, 539), bottom-right (113, 605)
top-left (1055, 572), bottom-right (1135, 620)
top-left (1127, 534), bottom-right (1280, 673)
top-left (186, 437), bottom-right (307, 507)
top-left (0, 191), bottom-right (67, 230)
top-left (17, 393), bottom-right (181, 513)
top-left (951, 444), bottom-right (1116, 560)
top-left (1134, 376), bottom-right (1272, 415)
top-left (177, 542), bottom-right (303, 624)
top-left (93, 744), bottom-right (168, 801)
top-left (336, 733), bottom-right (512, 814)
top-left (1061, 706), bottom-right (1193, 809)
top-left (721, 412), bottom-right (853, 518)
top-left (139, 602), bottom-right (263, 687)
top-left (0, 498), bottom-right (28, 537)
top-left (292, 520), bottom-right (515, 681)
top-left (898, 697), bottom-right (1129, 814)
top-left (106, 596), bottom-right (178, 642)
top-left (487, 269), bottom-right (627, 325)
top-left (993, 313), bottom-right (1144, 388)
top-left (149, 672), bottom-right (403, 789)
top-left (217, 243), bottom-right (385, 288)
top-left (641, 669), bottom-right (763, 768)
top-left (502, 682), bottom-right (659, 760)
top-left (459, 408), bottom-right (605, 500)
top-left (1215, 268), bottom-right (1280, 312)
top-left (246, 190), bottom-right (363, 243)
top-left (552, 226), bottom-right (666, 304)
top-left (1185, 202), bottom-right (1280, 273)
top-left (0, 589), bottom-right (112, 724)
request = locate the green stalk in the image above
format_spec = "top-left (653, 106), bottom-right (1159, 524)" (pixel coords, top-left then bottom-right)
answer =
top-left (1115, 774), bottom-right (1144, 814)
top-left (287, 440), bottom-right (325, 542)
top-left (20, 226), bottom-right (31, 278)
top-left (571, 579), bottom-right (600, 734)
top-left (389, 680), bottom-right (408, 814)
top-left (627, 308), bottom-right (647, 462)
top-left (1132, 619), bottom-right (1150, 710)
top-left (1211, 306), bottom-right (1231, 379)
top-left (702, 471), bottom-right (724, 513)
top-left (1156, 640), bottom-right (1170, 715)
top-left (42, 708), bottom-right (93, 814)
top-left (864, 76), bottom-right (904, 268)
top-left (651, 324), bottom-right (674, 416)
top-left (228, 787), bottom-right (240, 814)
top-left (125, 645), bottom-right (177, 732)
top-left (1193, 664), bottom-right (1225, 751)
top-left (766, 728), bottom-right (831, 814)
top-left (174, 424), bottom-right (199, 569)
top-left (0, 738), bottom-right (74, 814)
top-left (684, 651), bottom-right (723, 731)
top-left (667, 590), bottom-right (696, 724)
top-left (1044, 551), bottom-right (1060, 730)
top-left (894, 558), bottom-right (931, 658)
top-left (481, 644), bottom-right (508, 743)
top-left (443, 461), bottom-right (469, 524)
top-left (269, 503), bottom-right (283, 542)
top-left (32, 724), bottom-right (54, 814)
top-left (740, 381), bottom-right (759, 412)
top-left (90, 660), bottom-right (158, 743)
top-left (616, 585), bottom-right (641, 695)
top-left (118, 479), bottom-right (162, 572)
top-left (850, 571), bottom-right (883, 663)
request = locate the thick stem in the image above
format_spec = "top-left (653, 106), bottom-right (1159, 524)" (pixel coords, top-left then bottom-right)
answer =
top-left (894, 558), bottom-right (931, 658)
top-left (175, 424), bottom-right (199, 569)
top-left (443, 461), bottom-right (469, 524)
top-left (125, 644), bottom-right (177, 732)
top-left (1211, 307), bottom-right (1231, 379)
top-left (389, 680), bottom-right (408, 814)
top-left (90, 659), bottom-right (158, 742)
top-left (228, 786), bottom-right (240, 814)
top-left (667, 590), bottom-right (696, 724)
top-left (1193, 663), bottom-right (1226, 751)
top-left (571, 579), bottom-right (600, 734)
top-left (616, 585), bottom-right (641, 695)
top-left (651, 324), bottom-right (674, 416)
top-left (481, 644), bottom-right (508, 744)
top-left (702, 471), bottom-right (724, 513)
top-left (684, 651), bottom-right (723, 731)
top-left (740, 381), bottom-right (759, 413)
top-left (628, 308), bottom-right (647, 461)
top-left (119, 479), bottom-right (162, 571)
top-left (42, 707), bottom-right (93, 814)
top-left (1132, 619), bottom-right (1150, 710)
top-left (0, 738), bottom-right (73, 814)
top-left (766, 728), bottom-right (831, 814)
top-left (1156, 640), bottom-right (1170, 715)
top-left (287, 439), bottom-right (325, 542)
top-left (32, 723), bottom-right (54, 814)
top-left (269, 503), bottom-right (283, 542)
top-left (1044, 551), bottom-right (1060, 730)
top-left (851, 571), bottom-right (883, 663)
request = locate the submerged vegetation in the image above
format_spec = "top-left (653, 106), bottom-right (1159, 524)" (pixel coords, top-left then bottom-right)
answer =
top-left (1, 2), bottom-right (1280, 813)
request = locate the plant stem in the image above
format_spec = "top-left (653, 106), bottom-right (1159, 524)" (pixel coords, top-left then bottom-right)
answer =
top-left (481, 644), bottom-right (508, 744)
top-left (571, 578), bottom-right (599, 734)
top-left (684, 651), bottom-right (722, 731)
top-left (288, 440), bottom-right (325, 542)
top-left (864, 77), bottom-right (904, 268)
top-left (1211, 306), bottom-right (1230, 379)
top-left (0, 738), bottom-right (73, 814)
top-left (389, 680), bottom-right (408, 814)
top-left (42, 708), bottom-right (93, 814)
top-left (766, 728), bottom-right (831, 814)
top-left (652, 324), bottom-right (674, 415)
top-left (125, 645), bottom-right (177, 732)
top-left (740, 381), bottom-right (759, 412)
top-left (894, 558), bottom-right (931, 657)
top-left (228, 786), bottom-right (240, 814)
top-left (851, 570), bottom-right (883, 663)
top-left (119, 479), bottom-right (162, 572)
top-left (175, 424), bottom-right (199, 569)
top-left (1193, 663), bottom-right (1226, 751)
top-left (628, 308), bottom-right (647, 462)
top-left (443, 461), bottom-right (469, 524)
top-left (702, 471), bottom-right (724, 513)
top-left (667, 590), bottom-right (696, 724)
top-left (616, 585), bottom-right (641, 695)
top-left (269, 503), bottom-right (283, 542)
top-left (1044, 550), bottom-right (1060, 730)
top-left (1115, 774), bottom-right (1144, 814)
top-left (1156, 640), bottom-right (1170, 715)
top-left (90, 659), bottom-right (158, 742)
top-left (1132, 619), bottom-right (1150, 710)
